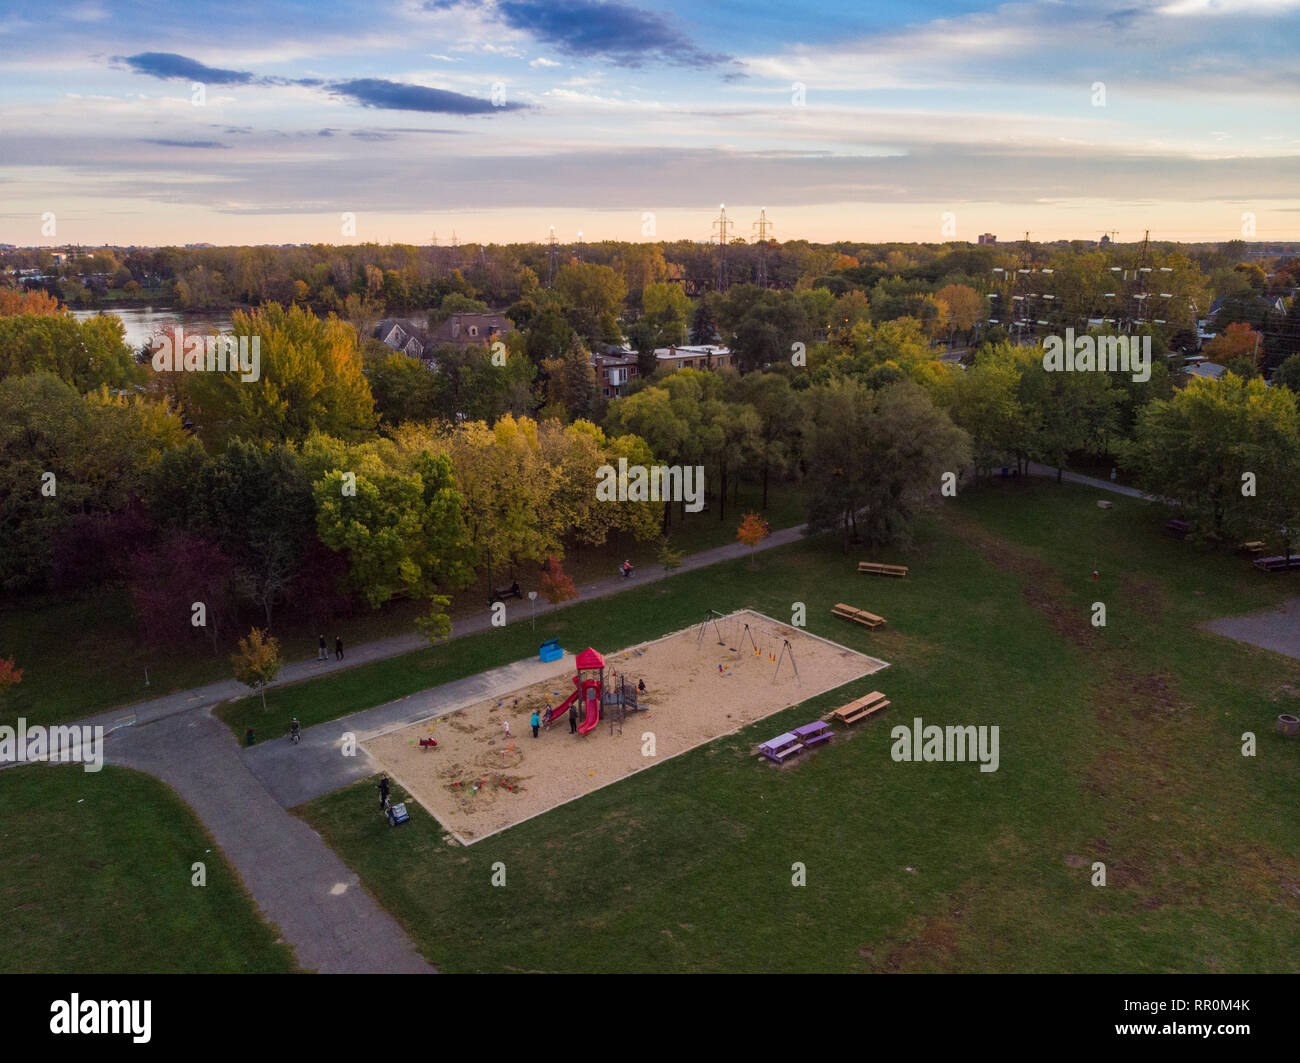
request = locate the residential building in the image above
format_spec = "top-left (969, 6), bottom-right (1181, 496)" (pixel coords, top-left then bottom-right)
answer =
top-left (977, 233), bottom-right (997, 245)
top-left (591, 348), bottom-right (640, 397)
top-left (373, 319), bottom-right (426, 358)
top-left (654, 344), bottom-right (733, 372)
top-left (429, 311), bottom-right (511, 346)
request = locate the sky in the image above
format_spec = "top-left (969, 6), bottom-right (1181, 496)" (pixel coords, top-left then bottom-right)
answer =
top-left (1, 0), bottom-right (1298, 247)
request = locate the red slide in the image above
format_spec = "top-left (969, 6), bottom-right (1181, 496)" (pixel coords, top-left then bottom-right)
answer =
top-left (544, 676), bottom-right (580, 725)
top-left (577, 679), bottom-right (601, 735)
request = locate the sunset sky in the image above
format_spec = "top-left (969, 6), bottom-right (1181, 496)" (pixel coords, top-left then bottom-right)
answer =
top-left (2, 0), bottom-right (1298, 247)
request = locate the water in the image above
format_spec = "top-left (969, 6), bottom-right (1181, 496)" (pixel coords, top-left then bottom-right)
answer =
top-left (70, 306), bottom-right (235, 351)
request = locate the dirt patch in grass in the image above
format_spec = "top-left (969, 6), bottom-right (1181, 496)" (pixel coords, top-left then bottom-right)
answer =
top-left (947, 513), bottom-right (1098, 648)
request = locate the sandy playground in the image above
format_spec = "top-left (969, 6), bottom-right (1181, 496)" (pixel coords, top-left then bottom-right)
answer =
top-left (364, 610), bottom-right (887, 844)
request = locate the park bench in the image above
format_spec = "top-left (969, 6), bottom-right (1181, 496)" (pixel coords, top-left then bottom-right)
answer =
top-left (758, 732), bottom-right (805, 763)
top-left (858, 561), bottom-right (909, 578)
top-left (831, 603), bottom-right (886, 628)
top-left (1164, 518), bottom-right (1190, 538)
top-left (1238, 541), bottom-right (1266, 556)
top-left (488, 581), bottom-right (523, 605)
top-left (793, 721), bottom-right (835, 748)
top-left (829, 691), bottom-right (891, 726)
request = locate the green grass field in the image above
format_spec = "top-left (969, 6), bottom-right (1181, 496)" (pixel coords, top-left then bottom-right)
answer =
top-left (293, 481), bottom-right (1300, 972)
top-left (0, 764), bottom-right (297, 973)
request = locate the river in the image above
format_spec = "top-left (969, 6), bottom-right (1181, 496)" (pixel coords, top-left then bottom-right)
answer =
top-left (71, 306), bottom-right (236, 351)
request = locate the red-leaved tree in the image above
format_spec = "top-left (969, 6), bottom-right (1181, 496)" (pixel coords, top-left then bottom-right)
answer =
top-left (539, 556), bottom-right (578, 605)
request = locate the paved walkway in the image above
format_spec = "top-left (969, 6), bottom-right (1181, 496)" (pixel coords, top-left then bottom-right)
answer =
top-left (1025, 463), bottom-right (1160, 501)
top-left (1204, 597), bottom-right (1300, 662)
top-left (105, 711), bottom-right (434, 974)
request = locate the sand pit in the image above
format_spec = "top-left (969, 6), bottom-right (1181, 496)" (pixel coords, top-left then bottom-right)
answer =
top-left (364, 610), bottom-right (887, 844)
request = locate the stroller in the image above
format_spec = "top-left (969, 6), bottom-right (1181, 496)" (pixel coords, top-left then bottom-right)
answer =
top-left (383, 796), bottom-right (411, 827)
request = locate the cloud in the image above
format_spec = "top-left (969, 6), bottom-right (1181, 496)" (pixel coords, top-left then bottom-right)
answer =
top-left (142, 138), bottom-right (229, 148)
top-left (116, 52), bottom-right (256, 84)
top-left (530, 57), bottom-right (562, 67)
top-left (495, 0), bottom-right (729, 68)
top-left (329, 77), bottom-right (528, 113)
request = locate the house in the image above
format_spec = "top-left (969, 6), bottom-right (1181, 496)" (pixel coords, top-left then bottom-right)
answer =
top-left (429, 312), bottom-right (511, 346)
top-left (373, 319), bottom-right (426, 358)
top-left (591, 348), bottom-right (640, 398)
top-left (1183, 361), bottom-right (1227, 382)
top-left (654, 344), bottom-right (733, 372)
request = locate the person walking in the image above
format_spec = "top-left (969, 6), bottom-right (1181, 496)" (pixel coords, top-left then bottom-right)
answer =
top-left (317, 634), bottom-right (327, 662)
top-left (378, 775), bottom-right (391, 811)
top-left (530, 709), bottom-right (540, 738)
top-left (334, 635), bottom-right (344, 661)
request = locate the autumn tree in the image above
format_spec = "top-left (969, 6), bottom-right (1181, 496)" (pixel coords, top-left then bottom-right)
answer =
top-left (311, 438), bottom-right (475, 640)
top-left (181, 303), bottom-right (375, 449)
top-left (231, 628), bottom-right (282, 712)
top-left (736, 511), bottom-right (769, 566)
top-left (539, 555), bottom-right (578, 604)
top-left (0, 656), bottom-right (23, 695)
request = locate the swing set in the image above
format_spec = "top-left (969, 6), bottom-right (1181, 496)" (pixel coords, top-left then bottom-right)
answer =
top-left (694, 610), bottom-right (800, 686)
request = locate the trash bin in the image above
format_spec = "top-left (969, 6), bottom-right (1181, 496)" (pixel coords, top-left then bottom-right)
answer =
top-left (245, 728), bottom-right (255, 746)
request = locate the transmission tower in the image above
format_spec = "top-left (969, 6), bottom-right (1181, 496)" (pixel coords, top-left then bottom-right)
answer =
top-left (1130, 229), bottom-right (1152, 330)
top-left (546, 226), bottom-right (559, 287)
top-left (711, 204), bottom-right (735, 292)
top-left (753, 208), bottom-right (773, 288)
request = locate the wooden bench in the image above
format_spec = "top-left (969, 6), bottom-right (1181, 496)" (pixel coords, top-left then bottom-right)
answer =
top-left (1164, 518), bottom-right (1190, 538)
top-left (829, 691), bottom-right (891, 726)
top-left (858, 561), bottom-right (909, 578)
top-left (1238, 541), bottom-right (1266, 556)
top-left (758, 732), bottom-right (805, 763)
top-left (793, 721), bottom-right (835, 748)
top-left (831, 603), bottom-right (886, 628)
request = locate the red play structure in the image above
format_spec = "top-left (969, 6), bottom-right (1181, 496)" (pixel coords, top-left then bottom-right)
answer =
top-left (543, 647), bottom-right (605, 735)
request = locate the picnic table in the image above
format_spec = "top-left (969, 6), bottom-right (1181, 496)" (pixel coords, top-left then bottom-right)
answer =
top-left (858, 561), bottom-right (908, 578)
top-left (758, 732), bottom-right (805, 763)
top-left (792, 721), bottom-right (835, 747)
top-left (1254, 554), bottom-right (1300, 572)
top-left (832, 603), bottom-right (886, 628)
top-left (829, 691), bottom-right (891, 726)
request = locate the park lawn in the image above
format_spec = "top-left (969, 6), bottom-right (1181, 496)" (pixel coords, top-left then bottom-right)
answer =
top-left (0, 480), bottom-right (808, 731)
top-left (0, 763), bottom-right (297, 973)
top-left (296, 481), bottom-right (1300, 972)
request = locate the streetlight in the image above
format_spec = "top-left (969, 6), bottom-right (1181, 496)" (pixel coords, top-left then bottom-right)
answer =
top-left (528, 590), bottom-right (538, 631)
